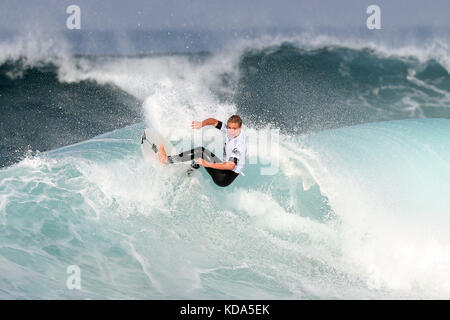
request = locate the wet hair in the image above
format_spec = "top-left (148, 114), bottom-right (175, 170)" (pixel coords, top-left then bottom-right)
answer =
top-left (227, 115), bottom-right (242, 128)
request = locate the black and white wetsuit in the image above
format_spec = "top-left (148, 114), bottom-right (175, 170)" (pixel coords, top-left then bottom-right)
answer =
top-left (167, 120), bottom-right (247, 187)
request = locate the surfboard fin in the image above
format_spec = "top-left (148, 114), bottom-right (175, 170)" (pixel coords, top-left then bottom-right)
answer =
top-left (190, 163), bottom-right (200, 169)
top-left (186, 162), bottom-right (201, 176)
top-left (141, 130), bottom-right (159, 153)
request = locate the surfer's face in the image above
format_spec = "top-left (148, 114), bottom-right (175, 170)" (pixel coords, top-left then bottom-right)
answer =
top-left (227, 122), bottom-right (241, 138)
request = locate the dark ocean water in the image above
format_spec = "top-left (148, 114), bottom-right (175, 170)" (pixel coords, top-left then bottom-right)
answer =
top-left (0, 59), bottom-right (142, 167)
top-left (237, 43), bottom-right (450, 133)
top-left (1, 40), bottom-right (449, 166)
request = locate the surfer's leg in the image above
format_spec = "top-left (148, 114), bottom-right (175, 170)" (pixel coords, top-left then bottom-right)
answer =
top-left (157, 145), bottom-right (168, 164)
top-left (196, 147), bottom-right (221, 163)
top-left (167, 146), bottom-right (221, 164)
top-left (165, 146), bottom-right (238, 186)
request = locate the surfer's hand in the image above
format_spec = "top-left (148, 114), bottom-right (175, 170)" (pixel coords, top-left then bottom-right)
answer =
top-left (192, 121), bottom-right (202, 129)
top-left (195, 158), bottom-right (208, 167)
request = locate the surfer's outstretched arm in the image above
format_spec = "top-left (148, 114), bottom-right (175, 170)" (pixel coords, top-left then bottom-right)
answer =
top-left (192, 118), bottom-right (218, 129)
top-left (157, 145), bottom-right (169, 164)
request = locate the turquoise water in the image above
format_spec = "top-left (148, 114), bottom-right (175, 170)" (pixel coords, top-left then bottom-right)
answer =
top-left (1, 118), bottom-right (449, 299)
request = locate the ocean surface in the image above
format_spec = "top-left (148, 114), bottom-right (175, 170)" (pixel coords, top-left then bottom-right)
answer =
top-left (1, 29), bottom-right (450, 299)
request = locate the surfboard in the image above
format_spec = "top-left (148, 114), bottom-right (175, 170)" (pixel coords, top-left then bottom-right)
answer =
top-left (140, 128), bottom-right (199, 176)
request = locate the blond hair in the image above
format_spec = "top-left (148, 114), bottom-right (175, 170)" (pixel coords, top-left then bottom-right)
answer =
top-left (227, 115), bottom-right (242, 128)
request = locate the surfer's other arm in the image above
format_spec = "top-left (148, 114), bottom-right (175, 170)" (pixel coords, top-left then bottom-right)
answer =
top-left (191, 118), bottom-right (218, 129)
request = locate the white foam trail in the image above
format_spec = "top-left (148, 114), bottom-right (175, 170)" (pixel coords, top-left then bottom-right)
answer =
top-left (123, 235), bottom-right (167, 296)
top-left (227, 188), bottom-right (335, 242)
top-left (54, 50), bottom-right (241, 140)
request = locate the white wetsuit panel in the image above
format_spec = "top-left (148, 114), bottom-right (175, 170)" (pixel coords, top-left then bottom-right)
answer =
top-left (217, 120), bottom-right (246, 174)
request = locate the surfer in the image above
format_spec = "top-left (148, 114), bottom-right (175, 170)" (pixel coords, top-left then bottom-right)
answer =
top-left (157, 115), bottom-right (246, 187)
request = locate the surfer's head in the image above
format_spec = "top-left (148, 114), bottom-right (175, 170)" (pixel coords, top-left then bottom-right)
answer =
top-left (227, 115), bottom-right (242, 138)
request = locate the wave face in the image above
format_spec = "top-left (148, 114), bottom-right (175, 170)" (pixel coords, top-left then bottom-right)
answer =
top-left (1, 33), bottom-right (450, 299)
top-left (1, 118), bottom-right (449, 299)
top-left (237, 43), bottom-right (450, 133)
top-left (0, 59), bottom-right (142, 167)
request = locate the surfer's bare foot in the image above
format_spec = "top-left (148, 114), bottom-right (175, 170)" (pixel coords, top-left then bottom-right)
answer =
top-left (157, 145), bottom-right (168, 164)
